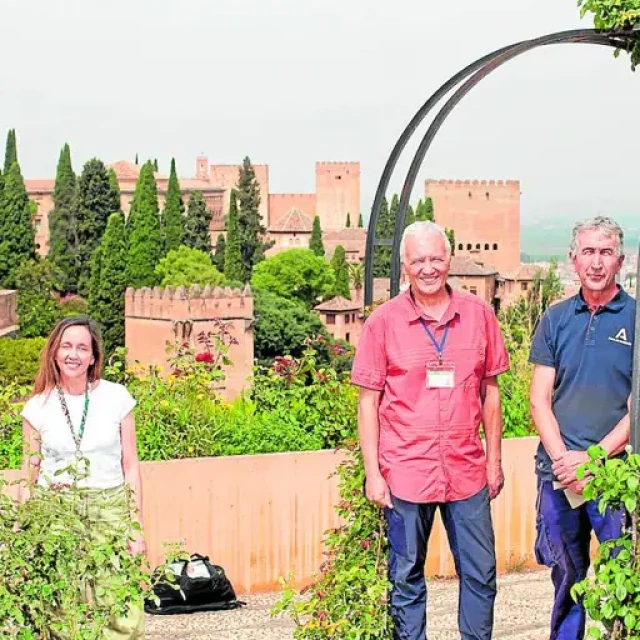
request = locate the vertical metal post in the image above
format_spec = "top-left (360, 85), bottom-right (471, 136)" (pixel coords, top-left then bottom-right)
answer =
top-left (631, 244), bottom-right (640, 452)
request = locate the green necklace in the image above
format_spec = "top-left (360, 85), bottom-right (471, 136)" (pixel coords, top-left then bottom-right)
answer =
top-left (56, 381), bottom-right (91, 456)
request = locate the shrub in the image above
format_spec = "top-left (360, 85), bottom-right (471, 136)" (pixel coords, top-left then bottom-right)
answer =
top-left (59, 294), bottom-right (89, 317)
top-left (272, 443), bottom-right (393, 638)
top-left (0, 337), bottom-right (45, 386)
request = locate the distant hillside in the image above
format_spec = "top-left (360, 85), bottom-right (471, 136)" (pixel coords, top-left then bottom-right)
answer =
top-left (521, 213), bottom-right (640, 261)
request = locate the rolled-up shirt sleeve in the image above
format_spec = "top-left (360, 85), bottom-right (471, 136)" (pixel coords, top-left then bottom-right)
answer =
top-left (351, 315), bottom-right (387, 391)
top-left (483, 307), bottom-right (510, 378)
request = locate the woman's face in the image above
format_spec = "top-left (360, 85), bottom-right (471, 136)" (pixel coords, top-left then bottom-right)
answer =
top-left (55, 326), bottom-right (95, 382)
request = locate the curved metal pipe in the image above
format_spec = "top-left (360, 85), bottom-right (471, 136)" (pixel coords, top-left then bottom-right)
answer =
top-left (388, 30), bottom-right (635, 297)
top-left (363, 41), bottom-right (520, 306)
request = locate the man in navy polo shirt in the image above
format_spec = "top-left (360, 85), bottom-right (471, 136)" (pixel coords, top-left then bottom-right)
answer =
top-left (529, 216), bottom-right (635, 640)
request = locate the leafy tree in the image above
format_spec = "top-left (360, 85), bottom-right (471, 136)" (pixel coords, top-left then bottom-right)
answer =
top-left (236, 156), bottom-right (272, 281)
top-left (309, 215), bottom-right (325, 257)
top-left (253, 289), bottom-right (327, 364)
top-left (251, 248), bottom-right (335, 308)
top-left (4, 129), bottom-right (17, 175)
top-left (405, 204), bottom-right (416, 227)
top-left (154, 246), bottom-right (224, 288)
top-left (345, 213), bottom-right (351, 228)
top-left (372, 196), bottom-right (392, 278)
top-left (415, 197), bottom-right (435, 221)
top-left (348, 262), bottom-right (363, 297)
top-left (183, 190), bottom-right (212, 254)
top-left (15, 259), bottom-right (63, 338)
top-left (48, 143), bottom-right (78, 292)
top-left (358, 213), bottom-right (364, 228)
top-left (88, 212), bottom-right (127, 359)
top-left (331, 245), bottom-right (351, 299)
top-left (213, 233), bottom-right (226, 273)
top-left (445, 227), bottom-right (455, 255)
top-left (162, 158), bottom-right (185, 253)
top-left (224, 190), bottom-right (243, 283)
top-left (125, 161), bottom-right (163, 288)
top-left (75, 158), bottom-right (121, 296)
top-left (0, 162), bottom-right (36, 288)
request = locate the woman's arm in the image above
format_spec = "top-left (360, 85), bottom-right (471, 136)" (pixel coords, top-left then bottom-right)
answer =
top-left (121, 411), bottom-right (146, 554)
top-left (18, 419), bottom-right (41, 503)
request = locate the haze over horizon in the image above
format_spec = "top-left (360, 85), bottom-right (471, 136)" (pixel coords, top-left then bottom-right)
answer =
top-left (0, 0), bottom-right (639, 225)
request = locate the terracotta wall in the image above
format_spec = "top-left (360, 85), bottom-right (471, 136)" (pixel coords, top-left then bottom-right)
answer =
top-left (268, 194), bottom-right (316, 226)
top-left (454, 274), bottom-right (497, 307)
top-left (315, 162), bottom-right (360, 231)
top-left (209, 164), bottom-right (270, 225)
top-left (1, 438), bottom-right (543, 593)
top-left (426, 179), bottom-right (520, 274)
top-left (0, 290), bottom-right (18, 335)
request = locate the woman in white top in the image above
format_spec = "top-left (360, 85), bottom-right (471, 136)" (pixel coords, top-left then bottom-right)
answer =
top-left (19, 315), bottom-right (145, 639)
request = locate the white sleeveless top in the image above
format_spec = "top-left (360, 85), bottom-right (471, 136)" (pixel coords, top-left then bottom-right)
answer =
top-left (21, 379), bottom-right (136, 489)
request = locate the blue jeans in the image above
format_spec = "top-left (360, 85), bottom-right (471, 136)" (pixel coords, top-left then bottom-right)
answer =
top-left (535, 480), bottom-right (624, 640)
top-left (384, 486), bottom-right (496, 640)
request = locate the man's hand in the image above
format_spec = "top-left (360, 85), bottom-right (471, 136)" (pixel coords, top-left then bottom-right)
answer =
top-left (567, 477), bottom-right (590, 495)
top-left (552, 450), bottom-right (589, 487)
top-left (486, 459), bottom-right (504, 500)
top-left (365, 473), bottom-right (393, 509)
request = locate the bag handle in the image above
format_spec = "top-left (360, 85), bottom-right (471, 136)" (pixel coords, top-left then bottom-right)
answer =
top-left (189, 553), bottom-right (210, 563)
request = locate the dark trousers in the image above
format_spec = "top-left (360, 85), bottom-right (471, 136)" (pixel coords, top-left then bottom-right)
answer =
top-left (535, 480), bottom-right (624, 640)
top-left (384, 486), bottom-right (497, 640)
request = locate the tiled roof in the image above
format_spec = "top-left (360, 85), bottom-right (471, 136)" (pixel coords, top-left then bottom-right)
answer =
top-left (502, 264), bottom-right (544, 281)
top-left (448, 256), bottom-right (498, 277)
top-left (25, 179), bottom-right (55, 193)
top-left (109, 160), bottom-right (142, 181)
top-left (269, 208), bottom-right (313, 233)
top-left (315, 296), bottom-right (361, 312)
top-left (323, 228), bottom-right (367, 256)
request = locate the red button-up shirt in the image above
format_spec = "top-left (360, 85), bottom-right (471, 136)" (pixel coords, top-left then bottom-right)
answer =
top-left (351, 288), bottom-right (509, 503)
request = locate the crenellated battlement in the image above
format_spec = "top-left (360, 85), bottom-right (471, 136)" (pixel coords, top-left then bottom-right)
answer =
top-left (124, 284), bottom-right (253, 321)
top-left (426, 179), bottom-right (519, 188)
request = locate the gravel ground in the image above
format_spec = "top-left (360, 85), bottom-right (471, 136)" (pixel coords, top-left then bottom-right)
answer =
top-left (145, 569), bottom-right (555, 639)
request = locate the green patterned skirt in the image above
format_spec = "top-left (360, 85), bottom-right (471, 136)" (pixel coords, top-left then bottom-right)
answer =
top-left (41, 484), bottom-right (145, 640)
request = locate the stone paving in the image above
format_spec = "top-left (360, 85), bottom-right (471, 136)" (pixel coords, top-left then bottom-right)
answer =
top-left (146, 569), bottom-right (555, 639)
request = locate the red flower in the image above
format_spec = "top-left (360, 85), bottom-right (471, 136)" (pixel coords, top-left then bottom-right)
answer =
top-left (195, 352), bottom-right (214, 363)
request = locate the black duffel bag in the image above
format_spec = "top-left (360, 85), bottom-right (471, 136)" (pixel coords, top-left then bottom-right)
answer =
top-left (145, 553), bottom-right (245, 615)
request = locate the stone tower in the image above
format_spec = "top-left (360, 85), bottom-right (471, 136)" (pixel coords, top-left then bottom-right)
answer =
top-left (315, 162), bottom-right (360, 231)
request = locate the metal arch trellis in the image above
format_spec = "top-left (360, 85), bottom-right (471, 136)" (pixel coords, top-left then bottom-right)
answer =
top-left (363, 27), bottom-right (640, 450)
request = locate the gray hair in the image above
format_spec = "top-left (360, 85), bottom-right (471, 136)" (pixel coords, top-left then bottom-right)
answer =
top-left (570, 216), bottom-right (625, 255)
top-left (400, 220), bottom-right (451, 264)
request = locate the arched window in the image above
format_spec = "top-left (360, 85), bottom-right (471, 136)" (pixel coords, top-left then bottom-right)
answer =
top-left (458, 243), bottom-right (463, 251)
top-left (466, 243), bottom-right (472, 250)
top-left (493, 243), bottom-right (498, 250)
top-left (475, 243), bottom-right (481, 250)
top-left (484, 243), bottom-right (490, 250)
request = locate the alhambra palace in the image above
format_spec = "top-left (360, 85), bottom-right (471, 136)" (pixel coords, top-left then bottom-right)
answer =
top-left (0, 157), bottom-right (539, 397)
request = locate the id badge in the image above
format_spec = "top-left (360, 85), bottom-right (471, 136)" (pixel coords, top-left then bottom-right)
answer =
top-left (426, 362), bottom-right (454, 388)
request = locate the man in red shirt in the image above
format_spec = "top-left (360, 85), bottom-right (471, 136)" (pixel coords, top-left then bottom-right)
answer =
top-left (351, 221), bottom-right (509, 640)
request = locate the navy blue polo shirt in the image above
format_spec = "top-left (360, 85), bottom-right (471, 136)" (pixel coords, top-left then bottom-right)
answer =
top-left (529, 287), bottom-right (636, 480)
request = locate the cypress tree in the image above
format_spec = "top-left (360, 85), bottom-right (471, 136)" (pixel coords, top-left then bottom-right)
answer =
top-left (135, 153), bottom-right (139, 165)
top-left (223, 190), bottom-right (243, 283)
top-left (153, 159), bottom-right (159, 172)
top-left (345, 213), bottom-right (351, 228)
top-left (405, 204), bottom-right (416, 227)
top-left (213, 233), bottom-right (226, 273)
top-left (309, 215), bottom-right (325, 256)
top-left (183, 190), bottom-right (212, 254)
top-left (372, 196), bottom-right (392, 278)
top-left (0, 162), bottom-right (36, 288)
top-left (236, 156), bottom-right (272, 281)
top-left (162, 158), bottom-right (185, 253)
top-left (331, 245), bottom-right (351, 299)
top-left (108, 168), bottom-right (121, 210)
top-left (75, 159), bottom-right (120, 296)
top-left (4, 129), bottom-right (17, 175)
top-left (358, 213), bottom-right (364, 228)
top-left (48, 143), bottom-right (78, 292)
top-left (446, 228), bottom-right (456, 255)
top-left (89, 212), bottom-right (127, 359)
top-left (125, 161), bottom-right (163, 288)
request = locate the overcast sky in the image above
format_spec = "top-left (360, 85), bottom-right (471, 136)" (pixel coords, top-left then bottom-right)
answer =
top-left (0, 0), bottom-right (638, 223)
